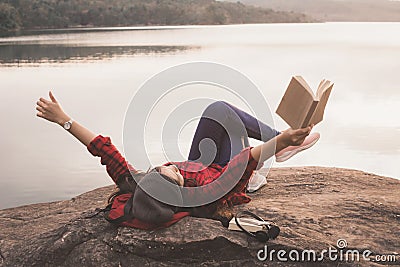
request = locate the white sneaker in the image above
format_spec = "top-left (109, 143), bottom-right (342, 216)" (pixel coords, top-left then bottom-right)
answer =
top-left (247, 171), bottom-right (267, 193)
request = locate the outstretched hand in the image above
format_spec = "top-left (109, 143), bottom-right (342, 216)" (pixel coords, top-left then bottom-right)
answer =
top-left (250, 124), bottom-right (314, 163)
top-left (280, 125), bottom-right (313, 147)
top-left (36, 91), bottom-right (70, 126)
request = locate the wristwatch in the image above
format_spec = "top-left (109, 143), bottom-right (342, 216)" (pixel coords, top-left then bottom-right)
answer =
top-left (63, 119), bottom-right (73, 130)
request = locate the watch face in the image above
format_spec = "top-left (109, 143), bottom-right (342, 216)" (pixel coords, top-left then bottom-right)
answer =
top-left (64, 121), bottom-right (72, 130)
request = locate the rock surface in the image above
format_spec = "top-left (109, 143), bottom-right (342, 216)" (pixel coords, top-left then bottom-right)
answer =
top-left (0, 167), bottom-right (399, 266)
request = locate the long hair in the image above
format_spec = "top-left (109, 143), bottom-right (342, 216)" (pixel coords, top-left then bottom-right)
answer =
top-left (108, 166), bottom-right (233, 224)
top-left (107, 169), bottom-right (148, 204)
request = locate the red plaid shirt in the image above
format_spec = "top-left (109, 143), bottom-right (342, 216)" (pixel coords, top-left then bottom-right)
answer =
top-left (88, 135), bottom-right (260, 229)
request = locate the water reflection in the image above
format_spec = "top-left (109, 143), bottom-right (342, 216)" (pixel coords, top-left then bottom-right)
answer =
top-left (0, 44), bottom-right (194, 65)
top-left (326, 126), bottom-right (400, 155)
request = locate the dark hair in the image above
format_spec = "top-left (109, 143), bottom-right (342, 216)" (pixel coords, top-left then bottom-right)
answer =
top-left (107, 167), bottom-right (182, 203)
top-left (107, 169), bottom-right (149, 204)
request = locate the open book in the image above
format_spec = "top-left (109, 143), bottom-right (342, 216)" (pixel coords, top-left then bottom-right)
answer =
top-left (276, 76), bottom-right (334, 129)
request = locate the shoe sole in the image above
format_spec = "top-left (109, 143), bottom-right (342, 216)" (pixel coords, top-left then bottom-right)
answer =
top-left (275, 135), bottom-right (320, 163)
top-left (247, 183), bottom-right (267, 193)
top-left (247, 180), bottom-right (267, 193)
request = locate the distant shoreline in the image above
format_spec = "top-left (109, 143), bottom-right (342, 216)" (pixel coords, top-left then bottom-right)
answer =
top-left (2, 22), bottom-right (319, 38)
top-left (4, 21), bottom-right (400, 38)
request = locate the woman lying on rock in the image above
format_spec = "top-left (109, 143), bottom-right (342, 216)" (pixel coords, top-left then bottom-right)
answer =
top-left (36, 91), bottom-right (319, 230)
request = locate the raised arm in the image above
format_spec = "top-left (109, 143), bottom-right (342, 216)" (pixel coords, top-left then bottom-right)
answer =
top-left (36, 91), bottom-right (136, 183)
top-left (36, 91), bottom-right (96, 146)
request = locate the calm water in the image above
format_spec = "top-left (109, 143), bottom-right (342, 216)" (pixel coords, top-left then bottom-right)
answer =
top-left (0, 23), bottom-right (399, 209)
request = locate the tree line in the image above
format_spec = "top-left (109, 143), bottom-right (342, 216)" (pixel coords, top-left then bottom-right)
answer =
top-left (0, 0), bottom-right (312, 32)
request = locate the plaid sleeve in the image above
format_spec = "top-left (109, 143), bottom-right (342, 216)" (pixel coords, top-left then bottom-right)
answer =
top-left (184, 147), bottom-right (259, 204)
top-left (87, 135), bottom-right (137, 184)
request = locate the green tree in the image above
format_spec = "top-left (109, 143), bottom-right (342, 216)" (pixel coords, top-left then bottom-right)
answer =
top-left (0, 2), bottom-right (20, 31)
top-left (0, 0), bottom-right (312, 31)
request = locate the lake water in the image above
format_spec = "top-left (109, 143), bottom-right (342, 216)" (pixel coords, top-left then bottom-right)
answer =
top-left (0, 23), bottom-right (399, 209)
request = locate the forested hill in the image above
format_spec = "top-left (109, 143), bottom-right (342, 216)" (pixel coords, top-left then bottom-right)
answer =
top-left (223, 0), bottom-right (400, 22)
top-left (0, 0), bottom-right (312, 32)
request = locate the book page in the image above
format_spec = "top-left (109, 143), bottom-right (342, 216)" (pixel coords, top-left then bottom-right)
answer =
top-left (276, 76), bottom-right (315, 129)
top-left (295, 76), bottom-right (317, 100)
top-left (301, 100), bottom-right (319, 128)
top-left (310, 83), bottom-right (334, 125)
top-left (316, 79), bottom-right (326, 99)
top-left (316, 79), bottom-right (331, 100)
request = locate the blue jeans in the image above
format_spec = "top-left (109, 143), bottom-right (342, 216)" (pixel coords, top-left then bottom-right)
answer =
top-left (188, 101), bottom-right (280, 167)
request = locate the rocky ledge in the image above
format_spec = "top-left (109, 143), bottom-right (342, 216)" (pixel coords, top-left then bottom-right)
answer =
top-left (0, 167), bottom-right (399, 266)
